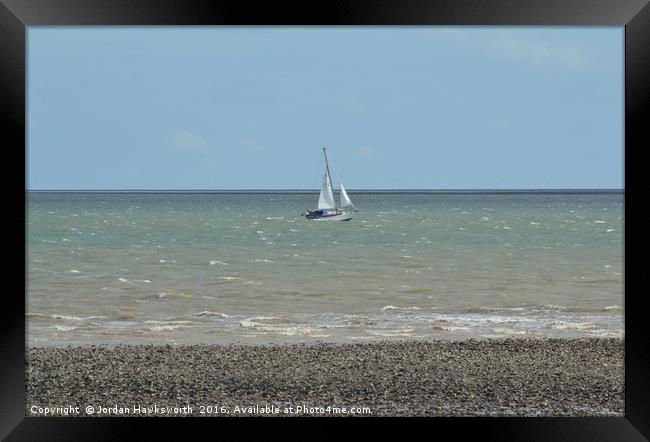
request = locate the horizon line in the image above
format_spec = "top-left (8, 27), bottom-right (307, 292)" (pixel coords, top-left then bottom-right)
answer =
top-left (26, 188), bottom-right (624, 194)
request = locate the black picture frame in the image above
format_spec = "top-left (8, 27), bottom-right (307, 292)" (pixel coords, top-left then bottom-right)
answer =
top-left (3, 0), bottom-right (647, 439)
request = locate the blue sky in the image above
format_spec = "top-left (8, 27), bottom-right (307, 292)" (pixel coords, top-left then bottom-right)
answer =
top-left (27, 27), bottom-right (623, 189)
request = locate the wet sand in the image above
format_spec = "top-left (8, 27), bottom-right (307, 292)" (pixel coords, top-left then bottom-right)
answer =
top-left (26, 338), bottom-right (624, 417)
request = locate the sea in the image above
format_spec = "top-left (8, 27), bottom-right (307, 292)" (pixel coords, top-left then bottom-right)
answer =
top-left (26, 191), bottom-right (624, 346)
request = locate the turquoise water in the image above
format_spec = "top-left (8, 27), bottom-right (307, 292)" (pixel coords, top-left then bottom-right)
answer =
top-left (26, 191), bottom-right (624, 345)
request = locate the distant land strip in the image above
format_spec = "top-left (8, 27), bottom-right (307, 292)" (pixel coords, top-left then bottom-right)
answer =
top-left (27, 189), bottom-right (624, 195)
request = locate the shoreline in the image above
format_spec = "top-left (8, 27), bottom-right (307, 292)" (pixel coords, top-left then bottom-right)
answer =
top-left (26, 337), bottom-right (624, 417)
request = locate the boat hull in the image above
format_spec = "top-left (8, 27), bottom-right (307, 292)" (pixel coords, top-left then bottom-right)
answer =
top-left (302, 211), bottom-right (355, 221)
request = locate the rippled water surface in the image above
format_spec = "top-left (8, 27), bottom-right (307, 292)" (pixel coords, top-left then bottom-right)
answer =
top-left (26, 191), bottom-right (624, 345)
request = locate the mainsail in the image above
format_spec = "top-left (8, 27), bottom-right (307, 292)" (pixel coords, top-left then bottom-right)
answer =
top-left (339, 183), bottom-right (354, 208)
top-left (317, 173), bottom-right (336, 209)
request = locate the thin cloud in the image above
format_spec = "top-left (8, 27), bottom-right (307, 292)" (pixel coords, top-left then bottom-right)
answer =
top-left (170, 130), bottom-right (208, 153)
top-left (485, 32), bottom-right (591, 70)
top-left (240, 137), bottom-right (267, 152)
top-left (436, 29), bottom-right (593, 71)
top-left (487, 118), bottom-right (513, 133)
top-left (354, 145), bottom-right (380, 159)
top-left (335, 93), bottom-right (364, 116)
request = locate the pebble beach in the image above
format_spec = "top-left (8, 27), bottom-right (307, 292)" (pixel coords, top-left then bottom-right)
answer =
top-left (26, 338), bottom-right (624, 417)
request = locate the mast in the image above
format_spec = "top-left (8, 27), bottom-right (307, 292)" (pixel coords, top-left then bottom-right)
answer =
top-left (322, 146), bottom-right (336, 209)
top-left (323, 146), bottom-right (333, 190)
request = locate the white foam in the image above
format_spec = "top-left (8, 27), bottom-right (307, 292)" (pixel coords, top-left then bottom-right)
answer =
top-left (586, 329), bottom-right (624, 338)
top-left (51, 314), bottom-right (106, 321)
top-left (549, 320), bottom-right (595, 330)
top-left (145, 324), bottom-right (190, 332)
top-left (195, 311), bottom-right (230, 318)
top-left (51, 325), bottom-right (77, 331)
top-left (484, 315), bottom-right (536, 324)
top-left (240, 316), bottom-right (315, 336)
top-left (367, 329), bottom-right (416, 337)
top-left (492, 327), bottom-right (528, 335)
top-left (219, 276), bottom-right (241, 281)
top-left (439, 326), bottom-right (471, 332)
top-left (209, 260), bottom-right (228, 266)
top-left (240, 316), bottom-right (281, 328)
top-left (381, 305), bottom-right (421, 311)
top-left (540, 304), bottom-right (567, 311)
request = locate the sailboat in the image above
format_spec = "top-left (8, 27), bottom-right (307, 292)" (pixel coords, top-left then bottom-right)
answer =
top-left (301, 147), bottom-right (357, 221)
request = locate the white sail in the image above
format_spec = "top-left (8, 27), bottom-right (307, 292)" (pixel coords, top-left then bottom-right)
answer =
top-left (317, 173), bottom-right (336, 209)
top-left (339, 183), bottom-right (354, 208)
